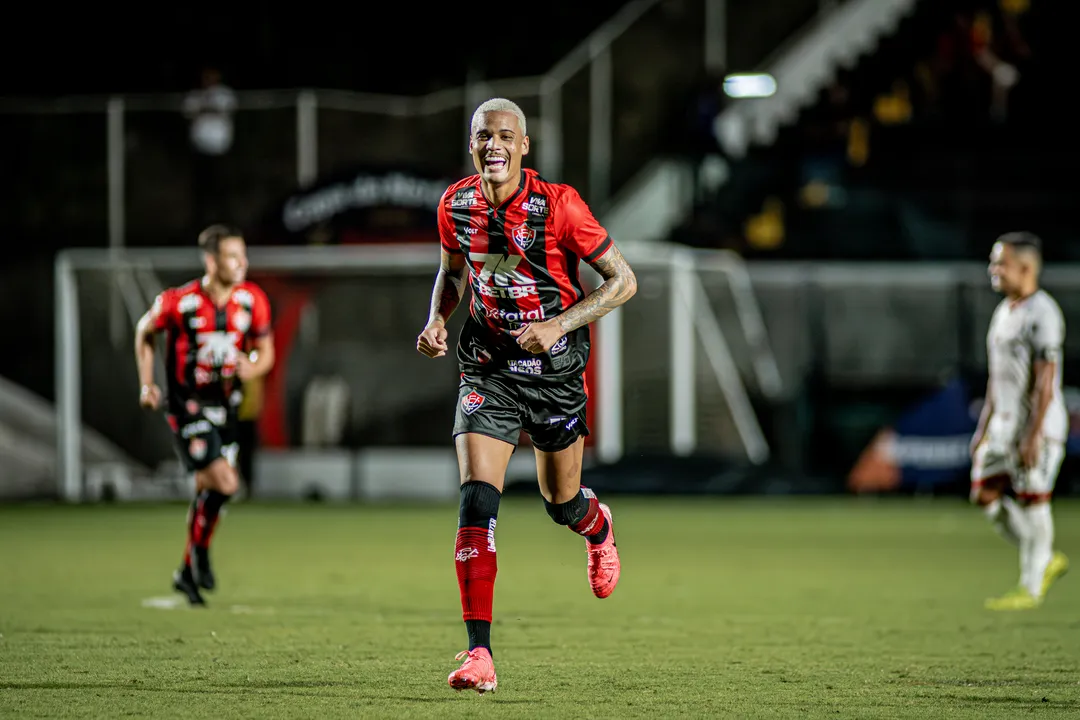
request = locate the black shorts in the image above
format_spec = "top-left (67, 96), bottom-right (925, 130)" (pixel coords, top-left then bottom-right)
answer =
top-left (453, 370), bottom-right (590, 453)
top-left (169, 405), bottom-right (239, 472)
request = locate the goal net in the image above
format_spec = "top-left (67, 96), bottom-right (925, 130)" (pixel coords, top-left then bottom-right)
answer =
top-left (55, 244), bottom-right (780, 502)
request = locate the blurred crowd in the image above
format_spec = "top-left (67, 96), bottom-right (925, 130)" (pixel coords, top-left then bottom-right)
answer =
top-left (680, 0), bottom-right (1041, 255)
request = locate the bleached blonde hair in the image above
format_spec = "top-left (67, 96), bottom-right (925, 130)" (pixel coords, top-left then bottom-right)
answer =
top-left (470, 98), bottom-right (527, 137)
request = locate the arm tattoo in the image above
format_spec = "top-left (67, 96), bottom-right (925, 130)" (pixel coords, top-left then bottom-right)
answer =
top-left (557, 245), bottom-right (638, 333)
top-left (427, 251), bottom-right (468, 326)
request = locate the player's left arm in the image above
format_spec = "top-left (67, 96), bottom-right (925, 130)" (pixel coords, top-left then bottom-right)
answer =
top-left (1021, 307), bottom-right (1064, 463)
top-left (135, 290), bottom-right (181, 409)
top-left (552, 187), bottom-right (637, 334)
top-left (512, 188), bottom-right (637, 353)
top-left (238, 288), bottom-right (275, 381)
top-left (555, 244), bottom-right (637, 334)
top-left (1023, 315), bottom-right (1058, 440)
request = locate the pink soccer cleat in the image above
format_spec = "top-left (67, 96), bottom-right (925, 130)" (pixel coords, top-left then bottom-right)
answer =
top-left (448, 648), bottom-right (498, 694)
top-left (587, 503), bottom-right (621, 598)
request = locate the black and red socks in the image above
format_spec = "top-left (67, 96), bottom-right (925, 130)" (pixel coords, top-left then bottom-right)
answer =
top-left (455, 481), bottom-right (501, 655)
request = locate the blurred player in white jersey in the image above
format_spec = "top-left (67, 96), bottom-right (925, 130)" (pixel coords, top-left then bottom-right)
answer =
top-left (970, 232), bottom-right (1069, 610)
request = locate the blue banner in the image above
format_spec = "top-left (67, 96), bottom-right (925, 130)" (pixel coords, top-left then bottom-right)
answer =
top-left (851, 379), bottom-right (1080, 493)
top-left (890, 377), bottom-right (978, 491)
top-left (850, 377), bottom-right (975, 493)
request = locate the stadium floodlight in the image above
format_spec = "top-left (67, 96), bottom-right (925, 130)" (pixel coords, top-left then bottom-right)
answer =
top-left (723, 74), bottom-right (778, 99)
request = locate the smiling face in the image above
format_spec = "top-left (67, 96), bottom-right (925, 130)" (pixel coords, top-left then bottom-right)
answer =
top-left (988, 240), bottom-right (1028, 296)
top-left (470, 110), bottom-right (529, 189)
top-left (205, 236), bottom-right (248, 287)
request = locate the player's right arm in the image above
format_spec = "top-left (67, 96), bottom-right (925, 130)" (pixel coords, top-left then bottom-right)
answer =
top-left (417, 197), bottom-right (469, 359)
top-left (970, 382), bottom-right (993, 457)
top-left (134, 292), bottom-right (171, 409)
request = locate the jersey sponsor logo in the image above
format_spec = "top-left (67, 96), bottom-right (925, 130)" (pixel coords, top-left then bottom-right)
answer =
top-left (188, 316), bottom-right (206, 329)
top-left (511, 223), bottom-right (536, 251)
top-left (478, 283), bottom-right (538, 299)
top-left (479, 306), bottom-right (547, 324)
top-left (522, 193), bottom-right (548, 217)
top-left (550, 336), bottom-right (568, 356)
top-left (195, 331), bottom-right (241, 367)
top-left (233, 289), bottom-right (254, 308)
top-left (232, 309), bottom-right (251, 333)
top-left (508, 358), bottom-right (543, 376)
top-left (470, 252), bottom-right (536, 287)
top-left (462, 390), bottom-right (485, 415)
top-left (451, 188), bottom-right (477, 208)
top-left (177, 293), bottom-right (202, 313)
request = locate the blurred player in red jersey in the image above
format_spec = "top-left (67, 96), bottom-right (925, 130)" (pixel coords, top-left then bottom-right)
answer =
top-left (416, 98), bottom-right (638, 693)
top-left (134, 225), bottom-right (275, 606)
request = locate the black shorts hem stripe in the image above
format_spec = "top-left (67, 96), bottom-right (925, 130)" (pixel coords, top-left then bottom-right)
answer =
top-left (452, 429), bottom-right (521, 449)
top-left (531, 433), bottom-right (586, 453)
top-left (583, 237), bottom-right (613, 264)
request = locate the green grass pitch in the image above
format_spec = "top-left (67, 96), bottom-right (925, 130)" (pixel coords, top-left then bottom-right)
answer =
top-left (2, 496), bottom-right (1079, 718)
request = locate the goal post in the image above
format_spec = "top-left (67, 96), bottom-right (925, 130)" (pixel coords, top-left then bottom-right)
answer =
top-left (55, 244), bottom-right (780, 503)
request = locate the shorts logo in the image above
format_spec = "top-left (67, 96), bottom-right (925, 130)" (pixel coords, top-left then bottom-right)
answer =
top-left (511, 223), bottom-right (536, 251)
top-left (550, 336), bottom-right (568, 356)
top-left (181, 419), bottom-right (212, 438)
top-left (189, 437), bottom-right (207, 461)
top-left (462, 391), bottom-right (485, 415)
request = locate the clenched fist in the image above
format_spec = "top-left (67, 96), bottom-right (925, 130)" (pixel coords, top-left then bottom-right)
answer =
top-left (417, 324), bottom-right (449, 358)
top-left (510, 320), bottom-right (565, 355)
top-left (139, 383), bottom-right (162, 410)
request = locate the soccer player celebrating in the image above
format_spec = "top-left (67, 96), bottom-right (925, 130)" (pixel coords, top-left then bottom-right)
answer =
top-left (134, 225), bottom-right (274, 606)
top-left (417, 98), bottom-right (638, 693)
top-left (971, 232), bottom-right (1069, 610)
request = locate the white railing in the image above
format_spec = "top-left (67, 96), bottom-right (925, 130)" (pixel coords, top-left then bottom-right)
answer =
top-left (0, 0), bottom-right (667, 255)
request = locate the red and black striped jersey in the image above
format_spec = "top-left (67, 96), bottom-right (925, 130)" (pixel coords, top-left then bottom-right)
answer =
top-left (439, 168), bottom-right (612, 337)
top-left (150, 279), bottom-right (271, 414)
